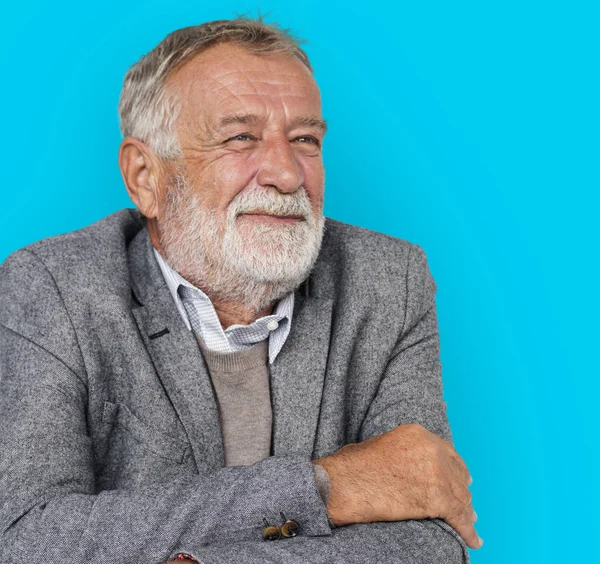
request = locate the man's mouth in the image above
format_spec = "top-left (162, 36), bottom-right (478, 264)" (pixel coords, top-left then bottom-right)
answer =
top-left (238, 211), bottom-right (305, 223)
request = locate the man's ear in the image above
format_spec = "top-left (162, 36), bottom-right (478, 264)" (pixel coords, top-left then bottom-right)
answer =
top-left (118, 137), bottom-right (166, 219)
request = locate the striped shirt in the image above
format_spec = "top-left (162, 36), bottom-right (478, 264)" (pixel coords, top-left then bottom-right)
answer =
top-left (153, 249), bottom-right (294, 364)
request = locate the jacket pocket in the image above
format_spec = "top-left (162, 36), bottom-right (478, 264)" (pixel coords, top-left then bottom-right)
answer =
top-left (102, 401), bottom-right (190, 464)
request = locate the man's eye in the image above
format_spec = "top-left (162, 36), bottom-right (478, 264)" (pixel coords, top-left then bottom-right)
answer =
top-left (227, 133), bottom-right (256, 142)
top-left (293, 136), bottom-right (319, 145)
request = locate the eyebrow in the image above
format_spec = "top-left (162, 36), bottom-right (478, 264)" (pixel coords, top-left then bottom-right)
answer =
top-left (218, 113), bottom-right (260, 129)
top-left (290, 116), bottom-right (328, 133)
top-left (217, 113), bottom-right (328, 134)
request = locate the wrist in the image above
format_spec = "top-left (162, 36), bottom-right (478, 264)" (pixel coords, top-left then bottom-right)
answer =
top-left (313, 462), bottom-right (331, 504)
top-left (313, 454), bottom-right (360, 527)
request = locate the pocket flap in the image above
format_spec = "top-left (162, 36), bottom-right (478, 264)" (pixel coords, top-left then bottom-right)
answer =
top-left (102, 401), bottom-right (190, 464)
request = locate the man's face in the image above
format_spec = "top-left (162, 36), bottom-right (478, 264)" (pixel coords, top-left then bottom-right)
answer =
top-left (156, 43), bottom-right (326, 307)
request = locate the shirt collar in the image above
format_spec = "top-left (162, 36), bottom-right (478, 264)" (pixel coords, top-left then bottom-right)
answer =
top-left (152, 248), bottom-right (295, 364)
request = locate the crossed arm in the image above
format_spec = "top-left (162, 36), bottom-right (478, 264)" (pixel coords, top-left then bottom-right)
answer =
top-left (163, 418), bottom-right (479, 564)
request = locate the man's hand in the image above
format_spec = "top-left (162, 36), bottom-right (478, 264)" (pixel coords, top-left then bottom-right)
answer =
top-left (314, 423), bottom-right (482, 549)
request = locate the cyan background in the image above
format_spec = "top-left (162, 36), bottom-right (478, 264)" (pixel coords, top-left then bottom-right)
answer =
top-left (1, 1), bottom-right (597, 561)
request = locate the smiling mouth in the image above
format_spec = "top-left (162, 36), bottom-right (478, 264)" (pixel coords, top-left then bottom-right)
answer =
top-left (238, 212), bottom-right (305, 222)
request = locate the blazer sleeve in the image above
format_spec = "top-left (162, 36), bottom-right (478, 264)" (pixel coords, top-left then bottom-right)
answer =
top-left (361, 243), bottom-right (452, 442)
top-left (356, 243), bottom-right (470, 562)
top-left (186, 520), bottom-right (466, 563)
top-left (0, 249), bottom-right (331, 564)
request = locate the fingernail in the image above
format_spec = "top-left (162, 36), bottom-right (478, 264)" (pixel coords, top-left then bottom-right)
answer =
top-left (478, 537), bottom-right (484, 548)
top-left (468, 475), bottom-right (473, 485)
top-left (473, 510), bottom-right (478, 522)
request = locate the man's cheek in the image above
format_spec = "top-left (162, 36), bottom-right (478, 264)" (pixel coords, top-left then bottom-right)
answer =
top-left (216, 169), bottom-right (257, 208)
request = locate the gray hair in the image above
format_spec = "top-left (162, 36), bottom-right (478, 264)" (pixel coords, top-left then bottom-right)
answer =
top-left (118, 18), bottom-right (312, 159)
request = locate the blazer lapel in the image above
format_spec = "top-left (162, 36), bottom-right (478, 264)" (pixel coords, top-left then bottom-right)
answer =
top-left (128, 229), bottom-right (224, 473)
top-left (270, 291), bottom-right (334, 458)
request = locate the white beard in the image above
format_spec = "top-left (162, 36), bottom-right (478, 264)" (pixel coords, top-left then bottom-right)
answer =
top-left (158, 173), bottom-right (326, 314)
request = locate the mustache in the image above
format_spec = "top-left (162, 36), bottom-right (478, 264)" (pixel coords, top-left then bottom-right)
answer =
top-left (229, 186), bottom-right (313, 219)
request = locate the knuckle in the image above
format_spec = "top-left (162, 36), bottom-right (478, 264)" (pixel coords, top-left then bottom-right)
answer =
top-left (453, 499), bottom-right (467, 520)
top-left (453, 489), bottom-right (473, 518)
top-left (462, 488), bottom-right (473, 505)
top-left (454, 456), bottom-right (468, 474)
top-left (450, 479), bottom-right (471, 503)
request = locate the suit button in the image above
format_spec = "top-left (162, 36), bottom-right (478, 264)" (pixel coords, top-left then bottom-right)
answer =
top-left (280, 513), bottom-right (300, 538)
top-left (262, 519), bottom-right (281, 541)
top-left (281, 520), bottom-right (299, 538)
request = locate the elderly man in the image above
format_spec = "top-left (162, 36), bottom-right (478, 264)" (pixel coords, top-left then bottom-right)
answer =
top-left (0, 18), bottom-right (480, 564)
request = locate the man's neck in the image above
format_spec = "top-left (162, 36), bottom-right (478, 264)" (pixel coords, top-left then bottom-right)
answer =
top-left (212, 300), bottom-right (274, 329)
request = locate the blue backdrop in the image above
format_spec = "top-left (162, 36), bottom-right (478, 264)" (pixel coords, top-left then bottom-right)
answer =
top-left (1, 1), bottom-right (598, 562)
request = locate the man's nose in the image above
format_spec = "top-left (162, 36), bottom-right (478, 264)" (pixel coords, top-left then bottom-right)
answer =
top-left (256, 138), bottom-right (303, 193)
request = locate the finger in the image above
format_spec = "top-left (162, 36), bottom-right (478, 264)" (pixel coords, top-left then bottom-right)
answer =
top-left (444, 444), bottom-right (469, 477)
top-left (446, 514), bottom-right (483, 550)
top-left (444, 487), bottom-right (481, 549)
top-left (458, 490), bottom-right (474, 524)
top-left (447, 480), bottom-right (477, 529)
top-left (451, 457), bottom-right (473, 487)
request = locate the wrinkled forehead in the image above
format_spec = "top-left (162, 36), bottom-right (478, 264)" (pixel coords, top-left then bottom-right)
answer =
top-left (167, 43), bottom-right (322, 129)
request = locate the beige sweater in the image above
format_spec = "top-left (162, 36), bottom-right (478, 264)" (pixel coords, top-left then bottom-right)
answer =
top-left (196, 335), bottom-right (272, 467)
top-left (195, 334), bottom-right (330, 503)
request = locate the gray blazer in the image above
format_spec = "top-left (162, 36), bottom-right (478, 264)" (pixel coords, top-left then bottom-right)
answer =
top-left (0, 209), bottom-right (469, 563)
